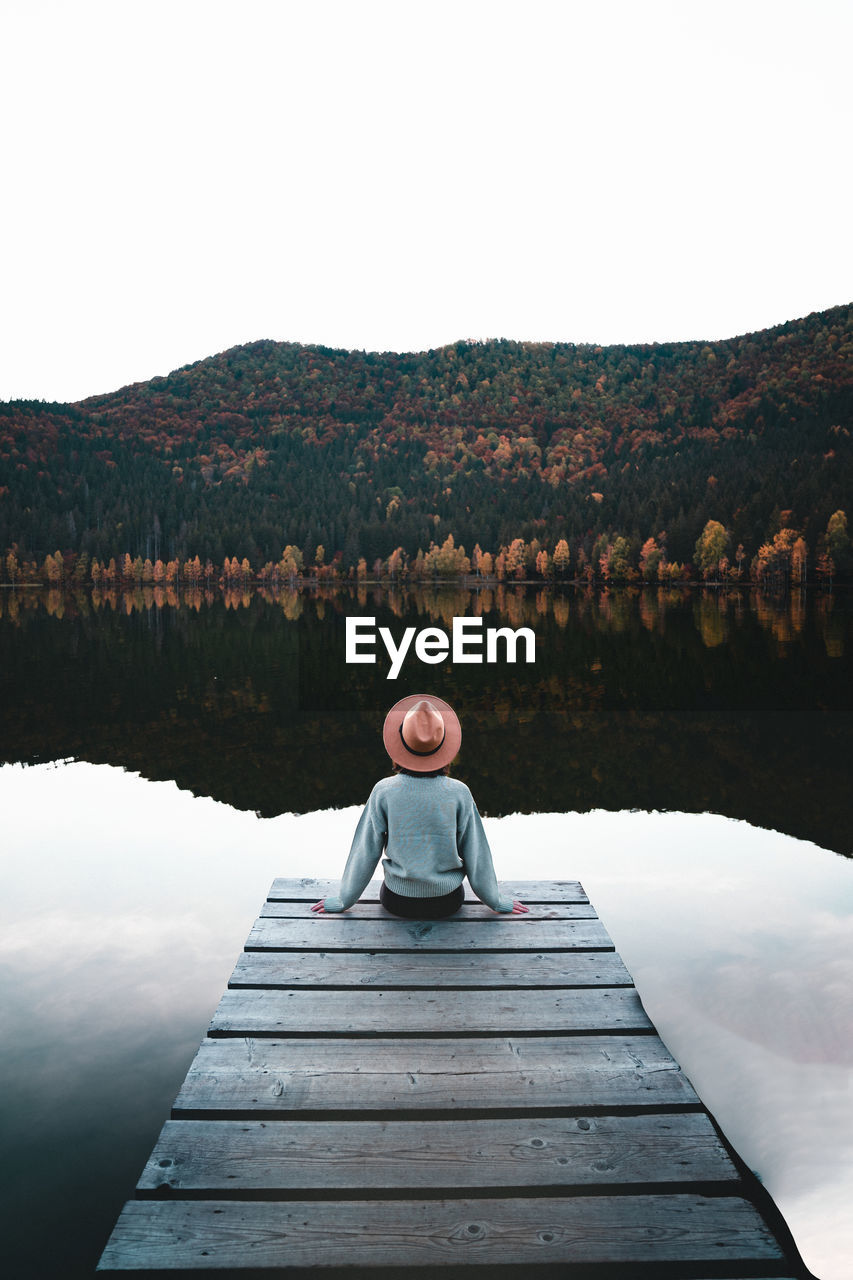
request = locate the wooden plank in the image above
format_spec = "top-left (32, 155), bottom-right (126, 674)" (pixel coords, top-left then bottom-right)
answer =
top-left (268, 877), bottom-right (589, 904)
top-left (208, 987), bottom-right (653, 1037)
top-left (247, 916), bottom-right (614, 952)
top-left (138, 1113), bottom-right (740, 1195)
top-left (228, 949), bottom-right (634, 989)
top-left (261, 899), bottom-right (598, 920)
top-left (97, 1194), bottom-right (785, 1271)
top-left (172, 1035), bottom-right (700, 1115)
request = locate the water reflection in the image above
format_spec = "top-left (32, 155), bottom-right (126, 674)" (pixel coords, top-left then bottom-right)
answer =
top-left (1, 585), bottom-right (851, 855)
top-left (0, 578), bottom-right (847, 655)
top-left (538, 810), bottom-right (853, 1280)
top-left (0, 764), bottom-right (850, 1278)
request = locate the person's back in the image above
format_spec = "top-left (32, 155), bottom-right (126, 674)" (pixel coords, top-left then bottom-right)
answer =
top-left (371, 772), bottom-right (472, 896)
top-left (312, 695), bottom-right (528, 919)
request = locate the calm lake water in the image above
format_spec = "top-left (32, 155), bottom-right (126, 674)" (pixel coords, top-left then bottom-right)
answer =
top-left (1, 584), bottom-right (851, 1278)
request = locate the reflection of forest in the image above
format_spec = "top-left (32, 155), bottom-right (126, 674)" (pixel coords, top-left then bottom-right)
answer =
top-left (1, 585), bottom-right (850, 856)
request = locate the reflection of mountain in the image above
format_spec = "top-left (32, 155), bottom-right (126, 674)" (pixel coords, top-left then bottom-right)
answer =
top-left (1, 303), bottom-right (852, 572)
top-left (1, 586), bottom-right (850, 856)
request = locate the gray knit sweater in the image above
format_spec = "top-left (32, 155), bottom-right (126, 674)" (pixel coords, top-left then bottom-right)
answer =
top-left (323, 773), bottom-right (513, 913)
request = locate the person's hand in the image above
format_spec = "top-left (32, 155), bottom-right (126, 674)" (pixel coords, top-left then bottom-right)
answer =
top-left (502, 900), bottom-right (530, 916)
top-left (310, 900), bottom-right (326, 914)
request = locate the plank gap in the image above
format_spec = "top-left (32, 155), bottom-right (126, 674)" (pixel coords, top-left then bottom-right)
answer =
top-left (171, 1103), bottom-right (708, 1122)
top-left (228, 980), bottom-right (636, 990)
top-left (243, 944), bottom-right (618, 954)
top-left (136, 1179), bottom-right (747, 1203)
top-left (206, 1027), bottom-right (661, 1040)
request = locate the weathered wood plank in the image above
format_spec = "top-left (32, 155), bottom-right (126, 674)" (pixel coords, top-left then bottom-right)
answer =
top-left (261, 899), bottom-right (598, 920)
top-left (247, 916), bottom-right (614, 952)
top-left (97, 1195), bottom-right (785, 1271)
top-left (209, 987), bottom-right (653, 1037)
top-left (268, 877), bottom-right (589, 904)
top-left (228, 949), bottom-right (634, 989)
top-left (138, 1113), bottom-right (740, 1195)
top-left (172, 1035), bottom-right (699, 1115)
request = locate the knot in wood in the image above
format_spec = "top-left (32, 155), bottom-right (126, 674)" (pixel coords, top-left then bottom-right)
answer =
top-left (449, 1221), bottom-right (487, 1244)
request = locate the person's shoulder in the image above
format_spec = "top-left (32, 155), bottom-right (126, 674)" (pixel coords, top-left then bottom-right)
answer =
top-left (443, 776), bottom-right (473, 801)
top-left (370, 774), bottom-right (402, 797)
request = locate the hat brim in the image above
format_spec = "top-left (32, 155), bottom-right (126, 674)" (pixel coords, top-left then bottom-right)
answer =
top-left (382, 694), bottom-right (462, 772)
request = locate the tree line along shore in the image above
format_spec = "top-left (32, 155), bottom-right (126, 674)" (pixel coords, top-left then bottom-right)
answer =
top-left (2, 511), bottom-right (849, 594)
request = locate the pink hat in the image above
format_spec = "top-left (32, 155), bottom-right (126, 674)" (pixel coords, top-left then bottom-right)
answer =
top-left (382, 694), bottom-right (462, 772)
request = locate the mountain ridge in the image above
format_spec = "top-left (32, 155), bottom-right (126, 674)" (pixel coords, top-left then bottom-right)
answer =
top-left (67, 297), bottom-right (853, 402)
top-left (2, 302), bottom-right (851, 579)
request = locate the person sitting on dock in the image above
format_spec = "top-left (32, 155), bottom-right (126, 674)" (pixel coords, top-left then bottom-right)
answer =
top-left (311, 694), bottom-right (529, 919)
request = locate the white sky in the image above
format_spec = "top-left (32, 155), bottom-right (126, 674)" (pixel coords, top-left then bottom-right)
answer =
top-left (1, 0), bottom-right (851, 404)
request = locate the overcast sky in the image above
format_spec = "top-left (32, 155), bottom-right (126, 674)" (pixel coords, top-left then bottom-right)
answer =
top-left (1, 0), bottom-right (851, 403)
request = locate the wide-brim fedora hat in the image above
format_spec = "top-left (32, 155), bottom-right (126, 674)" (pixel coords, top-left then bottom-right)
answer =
top-left (382, 694), bottom-right (462, 772)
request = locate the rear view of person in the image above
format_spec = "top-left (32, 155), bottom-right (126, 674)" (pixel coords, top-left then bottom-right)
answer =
top-left (312, 694), bottom-right (528, 918)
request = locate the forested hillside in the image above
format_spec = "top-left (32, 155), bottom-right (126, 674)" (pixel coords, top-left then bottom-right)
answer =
top-left (1, 303), bottom-right (851, 581)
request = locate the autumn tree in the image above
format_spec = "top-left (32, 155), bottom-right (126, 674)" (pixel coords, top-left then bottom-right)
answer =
top-left (791, 537), bottom-right (808, 586)
top-left (505, 538), bottom-right (526, 579)
top-left (733, 544), bottom-right (746, 579)
top-left (553, 539), bottom-right (570, 577)
top-left (752, 527), bottom-right (803, 590)
top-left (815, 544), bottom-right (835, 587)
top-left (694, 521), bottom-right (729, 581)
top-left (43, 551), bottom-right (63, 585)
top-left (280, 546), bottom-right (303, 581)
top-left (384, 546), bottom-right (403, 579)
top-left (825, 510), bottom-right (850, 575)
top-left (592, 533), bottom-right (610, 579)
top-left (814, 515), bottom-right (847, 588)
top-left (422, 533), bottom-right (470, 577)
top-left (639, 537), bottom-right (662, 582)
top-left (607, 536), bottom-right (632, 582)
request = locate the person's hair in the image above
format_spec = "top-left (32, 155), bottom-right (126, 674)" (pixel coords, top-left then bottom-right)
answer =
top-left (392, 763), bottom-right (451, 777)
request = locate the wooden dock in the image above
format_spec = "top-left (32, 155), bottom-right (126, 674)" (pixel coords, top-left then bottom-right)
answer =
top-left (98, 878), bottom-right (809, 1277)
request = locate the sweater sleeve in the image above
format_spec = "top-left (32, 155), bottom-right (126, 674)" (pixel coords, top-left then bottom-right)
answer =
top-left (323, 786), bottom-right (387, 912)
top-left (458, 790), bottom-right (513, 913)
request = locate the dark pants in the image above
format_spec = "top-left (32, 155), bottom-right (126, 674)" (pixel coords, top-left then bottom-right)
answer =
top-left (379, 882), bottom-right (464, 919)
